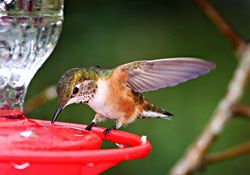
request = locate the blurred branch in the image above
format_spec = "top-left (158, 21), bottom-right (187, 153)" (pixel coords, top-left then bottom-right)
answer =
top-left (202, 141), bottom-right (250, 165)
top-left (232, 105), bottom-right (250, 119)
top-left (170, 0), bottom-right (250, 174)
top-left (24, 85), bottom-right (57, 113)
top-left (170, 45), bottom-right (250, 175)
top-left (195, 0), bottom-right (247, 55)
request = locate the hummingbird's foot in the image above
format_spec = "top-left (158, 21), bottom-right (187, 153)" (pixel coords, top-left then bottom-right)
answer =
top-left (103, 126), bottom-right (116, 137)
top-left (85, 122), bottom-right (96, 131)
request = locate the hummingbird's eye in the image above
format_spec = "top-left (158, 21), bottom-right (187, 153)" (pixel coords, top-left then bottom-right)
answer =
top-left (73, 87), bottom-right (79, 95)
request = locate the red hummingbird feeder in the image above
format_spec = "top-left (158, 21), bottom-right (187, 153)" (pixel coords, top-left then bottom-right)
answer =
top-left (0, 109), bottom-right (151, 175)
top-left (0, 1), bottom-right (151, 174)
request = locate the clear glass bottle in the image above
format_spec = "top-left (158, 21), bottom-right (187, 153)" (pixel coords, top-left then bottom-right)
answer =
top-left (0, 0), bottom-right (63, 112)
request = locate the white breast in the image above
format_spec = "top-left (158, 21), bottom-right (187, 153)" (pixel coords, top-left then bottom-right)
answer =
top-left (88, 79), bottom-right (116, 119)
top-left (88, 79), bottom-right (107, 111)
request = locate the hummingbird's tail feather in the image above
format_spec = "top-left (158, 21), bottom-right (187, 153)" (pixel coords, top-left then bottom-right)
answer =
top-left (138, 100), bottom-right (174, 119)
top-left (141, 110), bottom-right (173, 119)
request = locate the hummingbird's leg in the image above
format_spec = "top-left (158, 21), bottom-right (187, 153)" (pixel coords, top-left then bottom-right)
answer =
top-left (85, 113), bottom-right (105, 131)
top-left (103, 125), bottom-right (116, 137)
top-left (85, 120), bottom-right (96, 131)
top-left (103, 120), bottom-right (122, 137)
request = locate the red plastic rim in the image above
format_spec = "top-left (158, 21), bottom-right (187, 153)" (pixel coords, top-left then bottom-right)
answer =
top-left (0, 110), bottom-right (151, 164)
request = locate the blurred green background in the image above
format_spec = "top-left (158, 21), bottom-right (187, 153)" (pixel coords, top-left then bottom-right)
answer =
top-left (26, 0), bottom-right (250, 174)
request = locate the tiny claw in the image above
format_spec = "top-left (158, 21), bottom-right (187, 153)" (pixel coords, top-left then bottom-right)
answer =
top-left (85, 122), bottom-right (96, 131)
top-left (103, 126), bottom-right (116, 137)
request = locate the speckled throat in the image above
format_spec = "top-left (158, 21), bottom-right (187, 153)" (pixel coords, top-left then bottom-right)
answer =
top-left (78, 80), bottom-right (98, 103)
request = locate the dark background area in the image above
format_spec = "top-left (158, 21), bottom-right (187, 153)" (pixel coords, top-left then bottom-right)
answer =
top-left (26, 0), bottom-right (250, 174)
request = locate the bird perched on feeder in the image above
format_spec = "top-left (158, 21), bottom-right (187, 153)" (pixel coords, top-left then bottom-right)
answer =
top-left (51, 58), bottom-right (215, 135)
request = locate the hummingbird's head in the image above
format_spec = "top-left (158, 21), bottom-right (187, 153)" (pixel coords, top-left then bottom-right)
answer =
top-left (52, 68), bottom-right (98, 123)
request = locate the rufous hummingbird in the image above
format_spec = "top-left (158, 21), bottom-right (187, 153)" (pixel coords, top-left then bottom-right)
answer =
top-left (51, 58), bottom-right (215, 135)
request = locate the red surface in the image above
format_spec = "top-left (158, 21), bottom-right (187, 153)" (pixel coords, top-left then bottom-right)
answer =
top-left (0, 110), bottom-right (151, 175)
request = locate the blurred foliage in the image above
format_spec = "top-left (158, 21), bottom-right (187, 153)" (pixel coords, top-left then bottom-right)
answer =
top-left (26, 0), bottom-right (250, 174)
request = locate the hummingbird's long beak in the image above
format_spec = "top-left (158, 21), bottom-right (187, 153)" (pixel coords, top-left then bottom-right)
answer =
top-left (51, 106), bottom-right (62, 124)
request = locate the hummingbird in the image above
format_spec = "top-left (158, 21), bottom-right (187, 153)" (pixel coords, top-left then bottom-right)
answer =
top-left (51, 58), bottom-right (215, 135)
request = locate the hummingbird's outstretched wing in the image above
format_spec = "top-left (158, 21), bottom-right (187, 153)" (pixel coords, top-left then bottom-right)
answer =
top-left (115, 58), bottom-right (215, 93)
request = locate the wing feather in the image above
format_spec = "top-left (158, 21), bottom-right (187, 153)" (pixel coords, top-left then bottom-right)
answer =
top-left (116, 58), bottom-right (215, 92)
